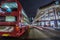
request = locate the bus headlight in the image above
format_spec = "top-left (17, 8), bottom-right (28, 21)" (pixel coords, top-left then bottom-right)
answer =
top-left (0, 26), bottom-right (14, 32)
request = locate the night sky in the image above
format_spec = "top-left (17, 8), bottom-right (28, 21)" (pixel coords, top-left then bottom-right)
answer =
top-left (19, 0), bottom-right (52, 18)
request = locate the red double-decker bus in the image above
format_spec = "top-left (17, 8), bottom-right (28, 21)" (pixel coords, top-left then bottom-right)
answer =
top-left (0, 0), bottom-right (29, 37)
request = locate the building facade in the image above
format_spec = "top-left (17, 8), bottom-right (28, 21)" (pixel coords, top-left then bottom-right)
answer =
top-left (34, 1), bottom-right (60, 29)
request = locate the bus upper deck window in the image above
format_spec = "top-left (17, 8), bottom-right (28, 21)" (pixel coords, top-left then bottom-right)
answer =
top-left (1, 2), bottom-right (18, 12)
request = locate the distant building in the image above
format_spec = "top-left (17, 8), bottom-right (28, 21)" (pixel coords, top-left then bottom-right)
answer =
top-left (34, 1), bottom-right (60, 29)
top-left (21, 9), bottom-right (30, 25)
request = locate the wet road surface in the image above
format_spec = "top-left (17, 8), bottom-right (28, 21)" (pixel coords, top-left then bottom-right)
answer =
top-left (28, 28), bottom-right (60, 40)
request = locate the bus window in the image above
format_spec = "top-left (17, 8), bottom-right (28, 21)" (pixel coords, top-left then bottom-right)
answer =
top-left (1, 2), bottom-right (18, 12)
top-left (0, 16), bottom-right (16, 22)
top-left (5, 16), bottom-right (16, 22)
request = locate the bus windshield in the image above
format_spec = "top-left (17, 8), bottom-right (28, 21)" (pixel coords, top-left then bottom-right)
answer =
top-left (1, 2), bottom-right (18, 12)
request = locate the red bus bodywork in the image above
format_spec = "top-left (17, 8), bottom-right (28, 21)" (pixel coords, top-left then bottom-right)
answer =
top-left (0, 0), bottom-right (29, 37)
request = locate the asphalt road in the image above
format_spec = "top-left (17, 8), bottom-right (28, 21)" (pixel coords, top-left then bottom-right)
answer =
top-left (0, 27), bottom-right (60, 40)
top-left (28, 28), bottom-right (60, 40)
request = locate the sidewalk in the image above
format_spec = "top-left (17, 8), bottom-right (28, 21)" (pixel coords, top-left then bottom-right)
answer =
top-left (34, 26), bottom-right (55, 31)
top-left (42, 27), bottom-right (55, 30)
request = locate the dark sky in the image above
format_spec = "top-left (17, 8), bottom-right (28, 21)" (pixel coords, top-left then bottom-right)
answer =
top-left (19, 0), bottom-right (52, 18)
top-left (20, 0), bottom-right (60, 18)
